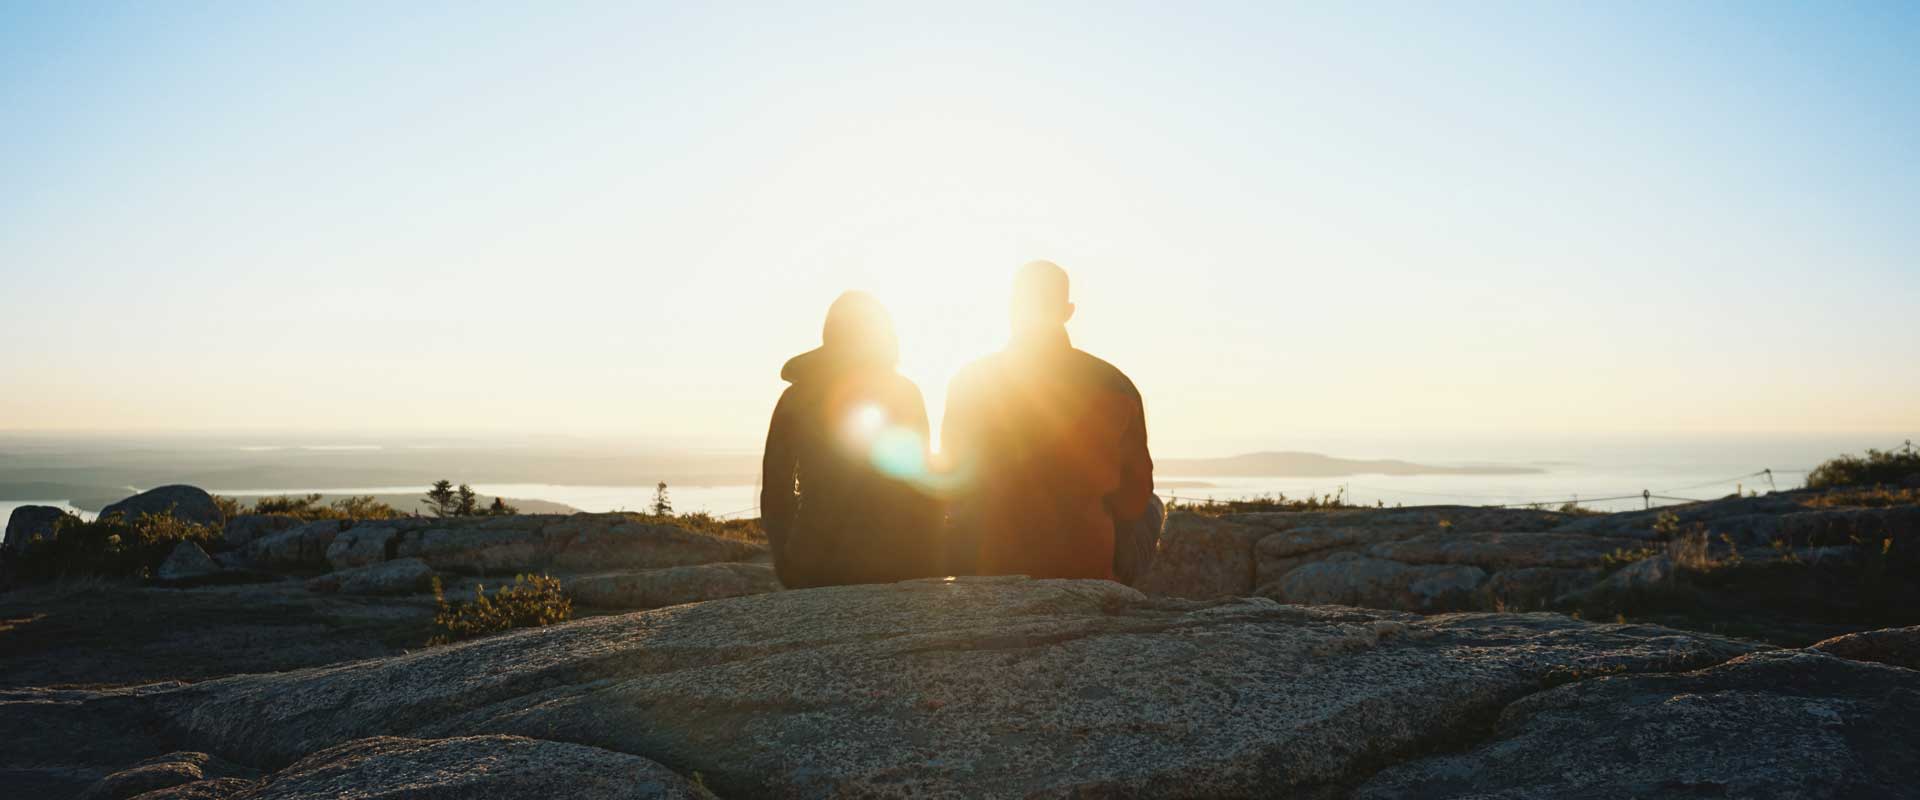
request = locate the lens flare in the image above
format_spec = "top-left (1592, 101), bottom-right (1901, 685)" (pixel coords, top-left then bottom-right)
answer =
top-left (870, 427), bottom-right (928, 481)
top-left (852, 404), bottom-right (886, 436)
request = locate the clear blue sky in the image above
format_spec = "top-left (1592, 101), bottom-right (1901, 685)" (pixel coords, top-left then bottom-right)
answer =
top-left (2, 2), bottom-right (1915, 452)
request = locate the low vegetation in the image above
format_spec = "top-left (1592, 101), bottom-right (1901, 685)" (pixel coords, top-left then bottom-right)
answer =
top-left (13, 511), bottom-right (221, 581)
top-left (639, 511), bottom-right (765, 544)
top-left (1174, 489), bottom-right (1369, 516)
top-left (1806, 445), bottom-right (1920, 489)
top-left (222, 493), bottom-right (406, 521)
top-left (1801, 485), bottom-right (1920, 509)
top-left (427, 574), bottom-right (572, 645)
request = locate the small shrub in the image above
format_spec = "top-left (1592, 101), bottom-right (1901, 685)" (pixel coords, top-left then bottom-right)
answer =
top-left (428, 574), bottom-right (572, 645)
top-left (15, 511), bottom-right (220, 581)
top-left (1801, 486), bottom-right (1920, 509)
top-left (637, 511), bottom-right (765, 544)
top-left (1651, 511), bottom-right (1683, 541)
top-left (247, 493), bottom-right (403, 521)
top-left (1668, 525), bottom-right (1714, 571)
top-left (1601, 547), bottom-right (1660, 570)
top-left (211, 495), bottom-right (245, 521)
top-left (1806, 447), bottom-right (1920, 489)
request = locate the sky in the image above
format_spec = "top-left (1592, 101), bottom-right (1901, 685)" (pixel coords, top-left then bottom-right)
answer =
top-left (2, 1), bottom-right (1915, 456)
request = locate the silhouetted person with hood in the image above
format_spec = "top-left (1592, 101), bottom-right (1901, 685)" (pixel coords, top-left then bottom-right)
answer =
top-left (942, 261), bottom-right (1160, 583)
top-left (762, 291), bottom-right (943, 588)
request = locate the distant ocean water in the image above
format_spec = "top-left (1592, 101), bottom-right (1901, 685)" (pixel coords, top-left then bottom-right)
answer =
top-left (9, 432), bottom-right (1892, 521)
top-left (203, 461), bottom-right (1809, 519)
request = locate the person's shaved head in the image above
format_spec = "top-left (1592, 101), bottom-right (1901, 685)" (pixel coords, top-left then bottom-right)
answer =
top-left (1010, 260), bottom-right (1075, 336)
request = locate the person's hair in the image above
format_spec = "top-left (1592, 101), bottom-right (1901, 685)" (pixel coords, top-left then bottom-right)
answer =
top-left (821, 290), bottom-right (899, 368)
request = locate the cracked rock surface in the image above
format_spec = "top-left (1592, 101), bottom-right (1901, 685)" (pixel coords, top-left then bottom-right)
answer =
top-left (111, 578), bottom-right (1764, 797)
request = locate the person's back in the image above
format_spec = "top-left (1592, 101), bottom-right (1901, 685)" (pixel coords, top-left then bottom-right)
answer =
top-left (942, 262), bottom-right (1155, 581)
top-left (762, 293), bottom-right (941, 588)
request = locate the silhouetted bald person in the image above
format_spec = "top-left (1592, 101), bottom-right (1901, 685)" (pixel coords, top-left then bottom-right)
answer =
top-left (942, 261), bottom-right (1160, 582)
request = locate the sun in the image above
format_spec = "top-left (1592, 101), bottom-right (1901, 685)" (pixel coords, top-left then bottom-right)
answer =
top-left (862, 269), bottom-right (1008, 449)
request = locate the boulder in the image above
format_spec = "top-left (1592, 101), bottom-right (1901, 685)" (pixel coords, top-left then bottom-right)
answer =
top-left (1367, 530), bottom-right (1651, 570)
top-left (1476, 566), bottom-right (1600, 611)
top-left (98, 486), bottom-right (223, 528)
top-left (77, 751), bottom-right (256, 800)
top-left (1264, 553), bottom-right (1488, 611)
top-left (246, 520), bottom-right (348, 571)
top-left (1811, 625), bottom-right (1920, 671)
top-left (221, 514), bottom-right (303, 548)
top-left (1601, 553), bottom-right (1676, 593)
top-left (155, 541), bottom-right (220, 582)
top-left (4, 504), bottom-right (68, 552)
top-left (1356, 650), bottom-right (1920, 798)
top-left (1134, 512), bottom-right (1268, 598)
top-left (135, 578), bottom-right (1762, 797)
top-left (566, 562), bottom-right (782, 610)
top-left (240, 735), bottom-right (713, 799)
top-left (307, 558), bottom-right (434, 596)
top-left (325, 526), bottom-right (397, 570)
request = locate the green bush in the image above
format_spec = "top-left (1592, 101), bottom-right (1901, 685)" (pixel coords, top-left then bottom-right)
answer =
top-left (428, 574), bottom-right (573, 645)
top-left (15, 511), bottom-right (221, 581)
top-left (1807, 447), bottom-right (1920, 489)
top-left (246, 493), bottom-right (404, 521)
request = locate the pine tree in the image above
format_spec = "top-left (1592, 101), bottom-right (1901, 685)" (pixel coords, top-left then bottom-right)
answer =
top-left (651, 481), bottom-right (673, 516)
top-left (425, 480), bottom-right (458, 517)
top-left (456, 484), bottom-right (479, 517)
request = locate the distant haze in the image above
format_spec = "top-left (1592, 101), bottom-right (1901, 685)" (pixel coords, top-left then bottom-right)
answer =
top-left (2, 5), bottom-right (1916, 450)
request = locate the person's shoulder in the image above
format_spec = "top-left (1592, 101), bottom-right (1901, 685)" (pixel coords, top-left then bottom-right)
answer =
top-left (1068, 348), bottom-right (1141, 398)
top-left (947, 353), bottom-right (1003, 393)
top-left (884, 372), bottom-right (927, 402)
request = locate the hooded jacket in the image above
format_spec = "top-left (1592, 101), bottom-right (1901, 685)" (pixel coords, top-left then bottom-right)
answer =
top-left (760, 348), bottom-right (942, 588)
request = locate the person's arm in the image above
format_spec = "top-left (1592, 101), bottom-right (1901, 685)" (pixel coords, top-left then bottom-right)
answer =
top-left (1108, 384), bottom-right (1154, 520)
top-left (760, 388), bottom-right (799, 551)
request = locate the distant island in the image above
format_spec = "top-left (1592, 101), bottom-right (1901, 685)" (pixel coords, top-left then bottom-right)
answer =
top-left (1155, 451), bottom-right (1544, 477)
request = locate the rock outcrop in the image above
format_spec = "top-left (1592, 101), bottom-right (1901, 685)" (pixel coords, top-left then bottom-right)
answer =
top-left (222, 736), bottom-right (714, 800)
top-left (245, 520), bottom-right (349, 571)
top-left (1264, 553), bottom-right (1486, 611)
top-left (221, 514), bottom-right (303, 549)
top-left (565, 562), bottom-right (782, 610)
top-left (374, 513), bottom-right (764, 576)
top-left (155, 541), bottom-right (220, 582)
top-left (4, 504), bottom-right (68, 552)
top-left (1356, 650), bottom-right (1920, 798)
top-left (306, 558), bottom-right (435, 596)
top-left (98, 486), bottom-right (223, 528)
top-left (111, 579), bottom-right (1765, 797)
top-left (76, 751), bottom-right (256, 800)
top-left (1811, 625), bottom-right (1920, 671)
top-left (10, 577), bottom-right (1920, 798)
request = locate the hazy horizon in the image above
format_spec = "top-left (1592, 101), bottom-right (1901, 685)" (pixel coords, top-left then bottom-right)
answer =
top-left (5, 3), bottom-right (1917, 448)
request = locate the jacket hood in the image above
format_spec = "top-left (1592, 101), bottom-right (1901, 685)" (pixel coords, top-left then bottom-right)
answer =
top-left (780, 346), bottom-right (895, 384)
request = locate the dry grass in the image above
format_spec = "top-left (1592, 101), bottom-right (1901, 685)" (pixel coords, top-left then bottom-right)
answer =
top-left (1801, 486), bottom-right (1920, 509)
